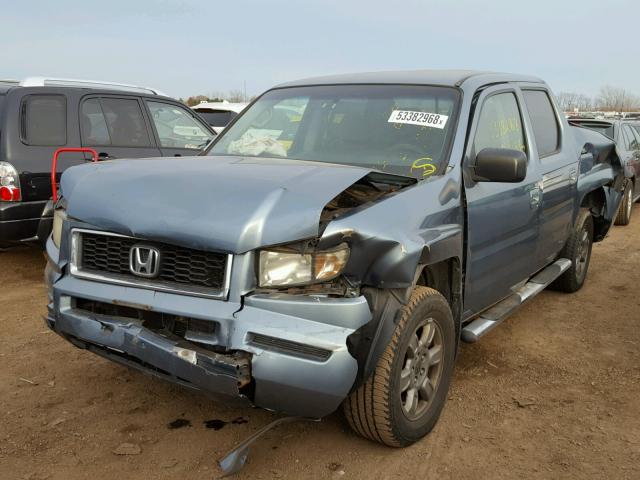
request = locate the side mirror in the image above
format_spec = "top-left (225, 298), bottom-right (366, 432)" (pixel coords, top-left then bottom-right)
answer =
top-left (473, 148), bottom-right (527, 183)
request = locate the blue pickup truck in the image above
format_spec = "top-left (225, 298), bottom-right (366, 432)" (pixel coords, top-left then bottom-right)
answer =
top-left (44, 70), bottom-right (623, 456)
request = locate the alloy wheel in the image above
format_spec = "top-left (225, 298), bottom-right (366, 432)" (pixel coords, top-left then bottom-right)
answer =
top-left (575, 228), bottom-right (590, 280)
top-left (399, 318), bottom-right (444, 420)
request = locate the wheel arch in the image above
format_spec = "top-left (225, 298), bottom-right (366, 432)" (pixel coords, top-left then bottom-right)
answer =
top-left (579, 186), bottom-right (616, 241)
top-left (414, 257), bottom-right (463, 338)
top-left (347, 255), bottom-right (461, 390)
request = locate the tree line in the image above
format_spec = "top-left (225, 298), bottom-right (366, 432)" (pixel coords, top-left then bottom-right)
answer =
top-left (557, 86), bottom-right (640, 113)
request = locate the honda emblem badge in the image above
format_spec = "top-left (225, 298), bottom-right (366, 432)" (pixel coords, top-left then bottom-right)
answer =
top-left (129, 245), bottom-right (161, 278)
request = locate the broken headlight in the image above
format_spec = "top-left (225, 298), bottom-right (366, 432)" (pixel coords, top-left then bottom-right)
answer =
top-left (258, 243), bottom-right (350, 287)
top-left (51, 207), bottom-right (67, 248)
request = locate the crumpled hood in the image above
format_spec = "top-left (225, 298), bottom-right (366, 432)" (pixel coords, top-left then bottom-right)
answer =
top-left (61, 155), bottom-right (373, 253)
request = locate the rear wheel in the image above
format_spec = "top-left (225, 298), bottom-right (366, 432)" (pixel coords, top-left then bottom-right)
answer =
top-left (343, 287), bottom-right (456, 447)
top-left (552, 209), bottom-right (593, 293)
top-left (615, 181), bottom-right (633, 226)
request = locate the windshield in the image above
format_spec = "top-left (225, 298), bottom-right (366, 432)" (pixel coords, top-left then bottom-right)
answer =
top-left (207, 85), bottom-right (460, 179)
top-left (196, 109), bottom-right (238, 128)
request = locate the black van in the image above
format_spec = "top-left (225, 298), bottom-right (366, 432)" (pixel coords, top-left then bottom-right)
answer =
top-left (0, 78), bottom-right (216, 247)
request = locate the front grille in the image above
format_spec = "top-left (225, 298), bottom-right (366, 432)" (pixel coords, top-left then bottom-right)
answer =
top-left (73, 230), bottom-right (230, 298)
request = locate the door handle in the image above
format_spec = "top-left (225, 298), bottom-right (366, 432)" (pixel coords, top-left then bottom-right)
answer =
top-left (569, 169), bottom-right (578, 184)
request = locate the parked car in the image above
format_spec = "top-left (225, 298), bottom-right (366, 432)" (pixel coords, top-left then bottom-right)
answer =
top-left (568, 118), bottom-right (640, 225)
top-left (192, 101), bottom-right (248, 133)
top-left (0, 77), bottom-right (216, 248)
top-left (44, 70), bottom-right (623, 472)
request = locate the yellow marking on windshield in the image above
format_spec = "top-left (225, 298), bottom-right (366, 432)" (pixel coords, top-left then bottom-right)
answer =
top-left (411, 157), bottom-right (436, 177)
top-left (278, 140), bottom-right (293, 152)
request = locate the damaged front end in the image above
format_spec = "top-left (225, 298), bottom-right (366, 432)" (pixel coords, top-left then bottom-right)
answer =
top-left (45, 155), bottom-right (459, 422)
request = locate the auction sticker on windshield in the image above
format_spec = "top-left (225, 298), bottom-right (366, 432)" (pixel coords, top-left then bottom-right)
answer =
top-left (388, 110), bottom-right (448, 129)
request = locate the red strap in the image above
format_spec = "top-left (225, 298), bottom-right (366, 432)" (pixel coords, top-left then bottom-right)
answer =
top-left (51, 148), bottom-right (98, 201)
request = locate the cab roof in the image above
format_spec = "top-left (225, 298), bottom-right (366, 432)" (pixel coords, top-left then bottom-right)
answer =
top-left (276, 69), bottom-right (544, 89)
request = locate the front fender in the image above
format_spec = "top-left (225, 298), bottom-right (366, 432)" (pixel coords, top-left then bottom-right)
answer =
top-left (318, 175), bottom-right (464, 289)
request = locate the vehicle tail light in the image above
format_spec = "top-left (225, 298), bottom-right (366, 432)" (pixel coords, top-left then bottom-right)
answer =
top-left (0, 162), bottom-right (21, 202)
top-left (0, 186), bottom-right (21, 201)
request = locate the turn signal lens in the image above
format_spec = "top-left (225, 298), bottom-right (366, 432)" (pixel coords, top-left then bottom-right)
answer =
top-left (52, 208), bottom-right (67, 248)
top-left (314, 248), bottom-right (350, 281)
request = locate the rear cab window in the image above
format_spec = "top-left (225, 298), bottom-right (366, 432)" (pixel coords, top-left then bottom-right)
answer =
top-left (522, 90), bottom-right (560, 157)
top-left (21, 94), bottom-right (67, 146)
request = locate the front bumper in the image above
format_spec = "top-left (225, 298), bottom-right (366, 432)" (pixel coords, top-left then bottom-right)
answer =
top-left (46, 268), bottom-right (371, 418)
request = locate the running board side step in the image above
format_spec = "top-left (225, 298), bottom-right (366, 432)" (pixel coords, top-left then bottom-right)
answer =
top-left (461, 258), bottom-right (572, 343)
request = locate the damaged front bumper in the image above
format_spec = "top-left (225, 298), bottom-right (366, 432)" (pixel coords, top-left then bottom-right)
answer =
top-left (45, 256), bottom-right (371, 418)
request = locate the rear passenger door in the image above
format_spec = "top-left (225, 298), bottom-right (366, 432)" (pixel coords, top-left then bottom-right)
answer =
top-left (520, 88), bottom-right (576, 267)
top-left (79, 95), bottom-right (161, 160)
top-left (463, 86), bottom-right (543, 315)
top-left (143, 100), bottom-right (215, 157)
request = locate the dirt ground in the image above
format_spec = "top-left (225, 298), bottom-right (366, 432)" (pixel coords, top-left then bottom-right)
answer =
top-left (1, 208), bottom-right (639, 480)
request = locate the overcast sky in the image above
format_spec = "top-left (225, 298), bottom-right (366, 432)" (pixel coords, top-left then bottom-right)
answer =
top-left (2, 0), bottom-right (638, 99)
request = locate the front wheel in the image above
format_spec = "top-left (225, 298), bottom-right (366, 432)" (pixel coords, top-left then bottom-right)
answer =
top-left (615, 181), bottom-right (633, 226)
top-left (343, 287), bottom-right (456, 447)
top-left (552, 209), bottom-right (594, 293)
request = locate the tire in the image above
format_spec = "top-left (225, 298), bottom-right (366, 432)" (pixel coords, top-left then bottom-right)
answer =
top-left (615, 181), bottom-right (633, 226)
top-left (552, 209), bottom-right (594, 293)
top-left (343, 286), bottom-right (456, 447)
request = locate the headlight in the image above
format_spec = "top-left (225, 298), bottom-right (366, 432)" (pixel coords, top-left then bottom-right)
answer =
top-left (258, 243), bottom-right (350, 287)
top-left (51, 208), bottom-right (67, 248)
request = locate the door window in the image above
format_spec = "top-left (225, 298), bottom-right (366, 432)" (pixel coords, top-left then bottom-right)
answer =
top-left (473, 92), bottom-right (526, 154)
top-left (147, 101), bottom-right (214, 150)
top-left (628, 124), bottom-right (640, 146)
top-left (623, 125), bottom-right (639, 151)
top-left (21, 94), bottom-right (67, 146)
top-left (100, 98), bottom-right (152, 147)
top-left (522, 90), bottom-right (560, 157)
top-left (80, 98), bottom-right (110, 146)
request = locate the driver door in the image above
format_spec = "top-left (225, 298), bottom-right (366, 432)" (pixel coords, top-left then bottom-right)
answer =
top-left (462, 86), bottom-right (543, 317)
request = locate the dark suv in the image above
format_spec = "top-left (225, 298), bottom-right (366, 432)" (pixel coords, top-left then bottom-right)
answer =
top-left (0, 78), bottom-right (215, 247)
